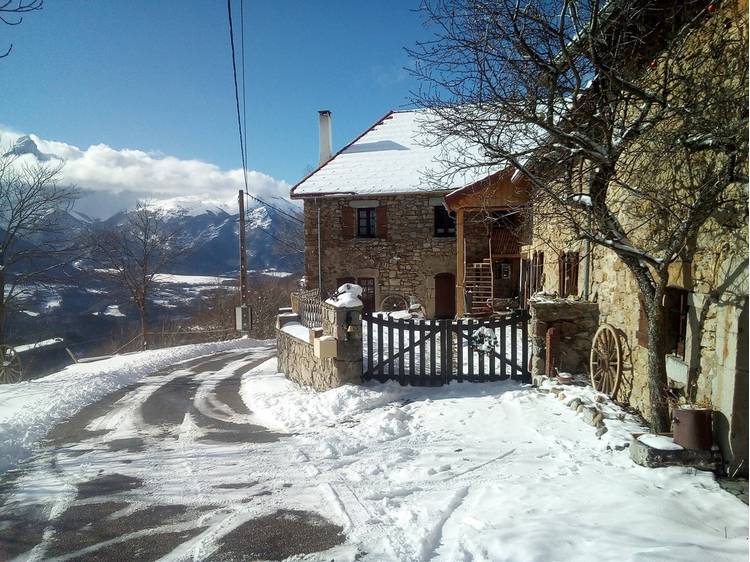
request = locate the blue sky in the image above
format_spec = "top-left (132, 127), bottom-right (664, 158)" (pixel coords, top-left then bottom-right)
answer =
top-left (2, 1), bottom-right (428, 187)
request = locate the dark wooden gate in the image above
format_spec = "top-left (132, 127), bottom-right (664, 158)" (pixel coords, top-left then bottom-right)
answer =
top-left (362, 310), bottom-right (529, 385)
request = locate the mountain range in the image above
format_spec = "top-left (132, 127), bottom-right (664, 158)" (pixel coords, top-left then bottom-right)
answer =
top-left (4, 135), bottom-right (304, 276)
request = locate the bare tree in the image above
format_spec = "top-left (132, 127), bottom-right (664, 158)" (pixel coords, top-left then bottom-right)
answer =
top-left (0, 153), bottom-right (79, 348)
top-left (90, 202), bottom-right (188, 350)
top-left (1, 0), bottom-right (43, 58)
top-left (409, 0), bottom-right (748, 430)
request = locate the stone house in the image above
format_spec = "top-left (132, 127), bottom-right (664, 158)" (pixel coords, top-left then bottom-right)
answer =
top-left (521, 2), bottom-right (748, 475)
top-left (290, 109), bottom-right (529, 318)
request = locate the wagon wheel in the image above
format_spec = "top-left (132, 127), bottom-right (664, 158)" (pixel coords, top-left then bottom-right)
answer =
top-left (589, 324), bottom-right (622, 398)
top-left (380, 294), bottom-right (408, 312)
top-left (0, 346), bottom-right (22, 384)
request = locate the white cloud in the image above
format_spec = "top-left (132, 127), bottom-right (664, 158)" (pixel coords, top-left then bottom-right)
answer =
top-left (0, 126), bottom-right (293, 218)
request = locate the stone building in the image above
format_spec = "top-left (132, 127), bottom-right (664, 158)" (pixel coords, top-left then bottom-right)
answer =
top-left (522, 1), bottom-right (748, 475)
top-left (291, 109), bottom-right (526, 318)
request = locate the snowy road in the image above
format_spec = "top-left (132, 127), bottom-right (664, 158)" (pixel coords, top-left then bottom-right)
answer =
top-left (0, 345), bottom-right (746, 561)
top-left (0, 344), bottom-right (346, 561)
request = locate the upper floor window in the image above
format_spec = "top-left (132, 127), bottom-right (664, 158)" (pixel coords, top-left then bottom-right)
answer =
top-left (434, 206), bottom-right (456, 237)
top-left (357, 208), bottom-right (377, 238)
top-left (558, 251), bottom-right (579, 297)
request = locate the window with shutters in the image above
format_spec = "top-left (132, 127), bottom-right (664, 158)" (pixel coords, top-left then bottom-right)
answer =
top-left (664, 288), bottom-right (689, 359)
top-left (433, 206), bottom-right (456, 237)
top-left (558, 251), bottom-right (579, 297)
top-left (636, 290), bottom-right (690, 357)
top-left (357, 208), bottom-right (377, 238)
top-left (530, 251), bottom-right (544, 293)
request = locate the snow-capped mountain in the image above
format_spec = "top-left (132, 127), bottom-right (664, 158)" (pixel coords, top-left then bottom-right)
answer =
top-left (3, 135), bottom-right (58, 162)
top-left (3, 135), bottom-right (303, 275)
top-left (100, 202), bottom-right (303, 275)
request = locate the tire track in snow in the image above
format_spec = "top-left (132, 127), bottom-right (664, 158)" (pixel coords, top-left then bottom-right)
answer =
top-left (421, 485), bottom-right (470, 561)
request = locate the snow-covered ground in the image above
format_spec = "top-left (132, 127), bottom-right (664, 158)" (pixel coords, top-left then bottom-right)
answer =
top-left (0, 338), bottom-right (263, 474)
top-left (240, 359), bottom-right (748, 561)
top-left (152, 273), bottom-right (234, 285)
top-left (13, 338), bottom-right (64, 354)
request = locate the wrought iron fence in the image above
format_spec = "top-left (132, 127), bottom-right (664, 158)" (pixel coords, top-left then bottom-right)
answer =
top-left (292, 288), bottom-right (323, 328)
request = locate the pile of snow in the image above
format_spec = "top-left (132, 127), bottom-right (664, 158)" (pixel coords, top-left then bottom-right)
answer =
top-left (14, 338), bottom-right (64, 354)
top-left (326, 283), bottom-right (363, 308)
top-left (638, 433), bottom-right (684, 451)
top-left (240, 360), bottom-right (748, 560)
top-left (280, 321), bottom-right (310, 342)
top-left (241, 360), bottom-right (409, 432)
top-left (0, 337), bottom-right (261, 474)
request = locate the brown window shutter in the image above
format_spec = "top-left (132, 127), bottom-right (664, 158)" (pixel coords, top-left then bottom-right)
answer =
top-left (376, 205), bottom-right (388, 239)
top-left (341, 207), bottom-right (354, 238)
top-left (539, 252), bottom-right (545, 291)
top-left (558, 253), bottom-right (566, 296)
top-left (537, 251), bottom-right (544, 292)
top-left (569, 251), bottom-right (579, 296)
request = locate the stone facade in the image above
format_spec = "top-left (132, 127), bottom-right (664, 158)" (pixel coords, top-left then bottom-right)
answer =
top-left (521, 2), bottom-right (749, 474)
top-left (276, 301), bottom-right (363, 391)
top-left (528, 207), bottom-right (748, 474)
top-left (528, 300), bottom-right (599, 385)
top-left (302, 194), bottom-right (456, 317)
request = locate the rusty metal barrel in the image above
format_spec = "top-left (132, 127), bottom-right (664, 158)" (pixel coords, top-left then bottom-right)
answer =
top-left (673, 407), bottom-right (713, 450)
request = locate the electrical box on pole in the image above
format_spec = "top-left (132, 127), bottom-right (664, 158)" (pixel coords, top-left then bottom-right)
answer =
top-left (237, 189), bottom-right (252, 333)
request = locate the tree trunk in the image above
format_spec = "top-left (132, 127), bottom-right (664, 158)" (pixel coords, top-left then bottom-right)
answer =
top-left (139, 300), bottom-right (148, 351)
top-left (0, 303), bottom-right (5, 350)
top-left (645, 293), bottom-right (671, 432)
top-left (0, 271), bottom-right (5, 349)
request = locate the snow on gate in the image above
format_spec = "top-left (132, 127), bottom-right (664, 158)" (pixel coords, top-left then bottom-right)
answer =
top-left (362, 311), bottom-right (530, 385)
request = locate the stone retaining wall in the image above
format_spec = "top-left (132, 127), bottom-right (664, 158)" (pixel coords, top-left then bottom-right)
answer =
top-left (529, 299), bottom-right (599, 385)
top-left (276, 300), bottom-right (363, 391)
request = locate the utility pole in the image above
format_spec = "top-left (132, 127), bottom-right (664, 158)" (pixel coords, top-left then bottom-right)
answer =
top-left (236, 189), bottom-right (251, 333)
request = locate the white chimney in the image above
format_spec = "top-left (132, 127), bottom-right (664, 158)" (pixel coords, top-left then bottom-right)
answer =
top-left (318, 110), bottom-right (332, 165)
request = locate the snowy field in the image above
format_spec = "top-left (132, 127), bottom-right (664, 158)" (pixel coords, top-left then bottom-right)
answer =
top-left (241, 359), bottom-right (748, 561)
top-left (0, 337), bottom-right (263, 474)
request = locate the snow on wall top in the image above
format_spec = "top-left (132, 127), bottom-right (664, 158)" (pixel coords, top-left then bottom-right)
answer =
top-left (291, 109), bottom-right (501, 198)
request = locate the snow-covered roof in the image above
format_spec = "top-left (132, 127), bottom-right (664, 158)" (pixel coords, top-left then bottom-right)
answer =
top-left (291, 109), bottom-right (501, 198)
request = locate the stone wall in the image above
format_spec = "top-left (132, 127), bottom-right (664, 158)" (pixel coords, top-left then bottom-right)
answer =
top-left (302, 194), bottom-right (456, 317)
top-left (276, 300), bottom-right (363, 391)
top-left (528, 299), bottom-right (599, 385)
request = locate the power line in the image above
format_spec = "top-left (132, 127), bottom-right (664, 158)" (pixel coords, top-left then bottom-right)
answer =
top-left (240, 0), bottom-right (248, 197)
top-left (227, 0), bottom-right (303, 226)
top-left (227, 0), bottom-right (248, 194)
top-left (252, 223), bottom-right (304, 254)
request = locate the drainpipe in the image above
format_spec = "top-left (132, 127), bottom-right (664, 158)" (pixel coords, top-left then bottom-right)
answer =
top-left (583, 206), bottom-right (592, 300)
top-left (317, 198), bottom-right (323, 291)
top-left (583, 238), bottom-right (591, 300)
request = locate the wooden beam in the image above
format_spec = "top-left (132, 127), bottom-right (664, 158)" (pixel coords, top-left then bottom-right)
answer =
top-left (456, 208), bottom-right (465, 317)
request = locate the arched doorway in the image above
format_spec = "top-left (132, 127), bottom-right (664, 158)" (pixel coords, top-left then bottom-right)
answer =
top-left (434, 272), bottom-right (456, 319)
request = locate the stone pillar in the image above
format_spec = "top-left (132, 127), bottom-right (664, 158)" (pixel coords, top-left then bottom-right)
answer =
top-left (322, 301), bottom-right (363, 385)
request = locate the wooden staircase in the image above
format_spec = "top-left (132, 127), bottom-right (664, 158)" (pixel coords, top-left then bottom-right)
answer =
top-left (464, 258), bottom-right (493, 317)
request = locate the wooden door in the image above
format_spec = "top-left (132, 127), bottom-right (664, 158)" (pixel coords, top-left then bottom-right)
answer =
top-left (358, 277), bottom-right (376, 313)
top-left (494, 258), bottom-right (519, 298)
top-left (434, 273), bottom-right (456, 319)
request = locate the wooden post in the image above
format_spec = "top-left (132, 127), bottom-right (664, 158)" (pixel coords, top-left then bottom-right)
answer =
top-left (238, 190), bottom-right (251, 333)
top-left (456, 208), bottom-right (465, 316)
